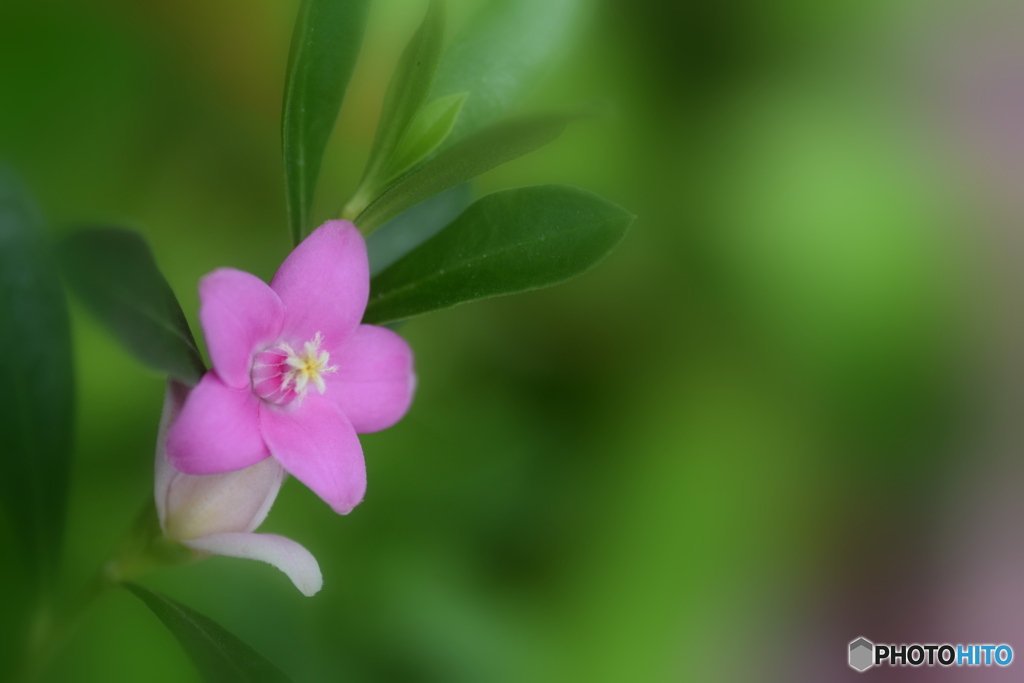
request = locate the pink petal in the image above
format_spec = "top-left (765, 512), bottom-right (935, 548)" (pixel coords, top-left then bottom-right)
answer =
top-left (166, 372), bottom-right (270, 475)
top-left (270, 221), bottom-right (369, 350)
top-left (325, 325), bottom-right (415, 433)
top-left (156, 380), bottom-right (283, 538)
top-left (183, 532), bottom-right (323, 597)
top-left (199, 268), bottom-right (284, 389)
top-left (259, 393), bottom-right (366, 515)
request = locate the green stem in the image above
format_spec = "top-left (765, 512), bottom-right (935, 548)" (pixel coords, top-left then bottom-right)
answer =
top-left (14, 499), bottom-right (195, 682)
top-left (15, 569), bottom-right (113, 683)
top-left (341, 189), bottom-right (372, 225)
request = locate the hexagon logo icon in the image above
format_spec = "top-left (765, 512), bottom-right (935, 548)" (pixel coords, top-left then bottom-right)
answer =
top-left (849, 637), bottom-right (874, 672)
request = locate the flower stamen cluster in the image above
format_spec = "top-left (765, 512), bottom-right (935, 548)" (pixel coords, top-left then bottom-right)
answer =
top-left (252, 332), bottom-right (338, 406)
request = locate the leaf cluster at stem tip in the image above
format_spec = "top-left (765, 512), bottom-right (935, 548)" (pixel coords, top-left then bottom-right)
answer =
top-left (1, 0), bottom-right (633, 680)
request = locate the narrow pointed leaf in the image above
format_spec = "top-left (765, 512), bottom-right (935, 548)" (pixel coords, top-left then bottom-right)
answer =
top-left (58, 228), bottom-right (205, 385)
top-left (367, 183), bottom-right (472, 276)
top-left (354, 0), bottom-right (446, 204)
top-left (431, 0), bottom-right (582, 144)
top-left (283, 0), bottom-right (372, 244)
top-left (125, 583), bottom-right (294, 683)
top-left (355, 112), bottom-right (573, 233)
top-left (364, 185), bottom-right (632, 324)
top-left (0, 168), bottom-right (74, 592)
top-left (381, 92), bottom-right (466, 181)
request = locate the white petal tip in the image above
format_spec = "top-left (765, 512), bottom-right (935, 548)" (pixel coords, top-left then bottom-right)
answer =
top-left (184, 532), bottom-right (323, 597)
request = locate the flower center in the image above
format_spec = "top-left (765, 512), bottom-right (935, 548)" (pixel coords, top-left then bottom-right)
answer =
top-left (251, 332), bottom-right (337, 406)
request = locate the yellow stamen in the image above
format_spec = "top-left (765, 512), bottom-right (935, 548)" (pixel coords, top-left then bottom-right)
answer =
top-left (279, 332), bottom-right (337, 401)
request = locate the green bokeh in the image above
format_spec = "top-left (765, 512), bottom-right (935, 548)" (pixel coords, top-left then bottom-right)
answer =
top-left (0, 0), bottom-right (982, 680)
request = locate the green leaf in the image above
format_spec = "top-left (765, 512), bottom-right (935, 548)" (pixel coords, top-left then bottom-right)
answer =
top-left (367, 183), bottom-right (472, 276)
top-left (350, 0), bottom-right (447, 214)
top-left (364, 185), bottom-right (632, 324)
top-left (0, 167), bottom-right (74, 592)
top-left (381, 92), bottom-right (466, 182)
top-left (57, 228), bottom-right (205, 385)
top-left (431, 0), bottom-right (583, 144)
top-left (283, 0), bottom-right (372, 245)
top-left (355, 112), bottom-right (574, 233)
top-left (125, 583), bottom-right (293, 683)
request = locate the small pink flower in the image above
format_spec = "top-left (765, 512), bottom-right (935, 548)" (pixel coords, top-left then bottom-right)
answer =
top-left (156, 381), bottom-right (323, 596)
top-left (166, 221), bottom-right (415, 514)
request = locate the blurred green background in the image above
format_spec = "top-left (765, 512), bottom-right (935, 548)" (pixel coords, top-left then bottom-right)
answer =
top-left (2, 0), bottom-right (1015, 680)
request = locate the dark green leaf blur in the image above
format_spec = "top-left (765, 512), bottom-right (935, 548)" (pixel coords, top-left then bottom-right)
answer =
top-left (58, 228), bottom-right (205, 385)
top-left (125, 583), bottom-right (294, 683)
